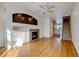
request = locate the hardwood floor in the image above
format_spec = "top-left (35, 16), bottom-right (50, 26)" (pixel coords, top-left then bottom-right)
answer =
top-left (0, 46), bottom-right (6, 56)
top-left (2, 37), bottom-right (78, 57)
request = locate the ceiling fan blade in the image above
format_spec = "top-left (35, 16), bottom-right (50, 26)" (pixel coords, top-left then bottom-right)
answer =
top-left (48, 5), bottom-right (54, 9)
top-left (39, 5), bottom-right (45, 9)
top-left (48, 10), bottom-right (53, 13)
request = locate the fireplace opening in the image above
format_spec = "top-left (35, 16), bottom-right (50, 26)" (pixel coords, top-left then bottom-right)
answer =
top-left (32, 32), bottom-right (38, 40)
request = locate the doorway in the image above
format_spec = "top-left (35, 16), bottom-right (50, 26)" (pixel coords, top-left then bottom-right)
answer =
top-left (62, 16), bottom-right (71, 40)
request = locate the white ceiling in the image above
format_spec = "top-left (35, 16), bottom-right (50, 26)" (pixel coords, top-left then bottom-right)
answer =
top-left (6, 2), bottom-right (75, 19)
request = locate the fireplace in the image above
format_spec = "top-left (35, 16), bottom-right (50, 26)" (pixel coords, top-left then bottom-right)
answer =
top-left (32, 32), bottom-right (38, 40)
top-left (30, 29), bottom-right (39, 41)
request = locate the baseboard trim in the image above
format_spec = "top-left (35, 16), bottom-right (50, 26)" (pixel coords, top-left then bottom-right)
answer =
top-left (0, 46), bottom-right (5, 48)
top-left (71, 40), bottom-right (78, 57)
top-left (40, 36), bottom-right (52, 39)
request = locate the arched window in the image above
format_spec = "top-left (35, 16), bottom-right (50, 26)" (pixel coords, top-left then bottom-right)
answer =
top-left (13, 13), bottom-right (38, 25)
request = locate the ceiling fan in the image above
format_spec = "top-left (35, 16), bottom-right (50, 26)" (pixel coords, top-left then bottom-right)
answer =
top-left (37, 3), bottom-right (55, 15)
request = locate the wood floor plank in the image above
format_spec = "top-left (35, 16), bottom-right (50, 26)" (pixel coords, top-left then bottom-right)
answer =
top-left (2, 38), bottom-right (78, 57)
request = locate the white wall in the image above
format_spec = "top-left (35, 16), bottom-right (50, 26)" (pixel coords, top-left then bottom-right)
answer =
top-left (50, 19), bottom-right (53, 37)
top-left (0, 3), bottom-right (6, 47)
top-left (42, 18), bottom-right (51, 37)
top-left (25, 31), bottom-right (30, 43)
top-left (71, 3), bottom-right (79, 55)
top-left (12, 31), bottom-right (25, 48)
top-left (12, 30), bottom-right (33, 48)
